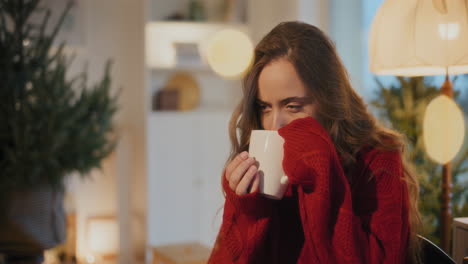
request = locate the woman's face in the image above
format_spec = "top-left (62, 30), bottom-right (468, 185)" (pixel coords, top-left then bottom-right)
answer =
top-left (257, 57), bottom-right (317, 130)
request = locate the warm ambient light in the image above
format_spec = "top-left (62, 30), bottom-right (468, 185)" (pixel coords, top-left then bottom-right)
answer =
top-left (206, 29), bottom-right (253, 79)
top-left (87, 217), bottom-right (118, 257)
top-left (423, 95), bottom-right (465, 164)
top-left (369, 0), bottom-right (468, 76)
top-left (438, 23), bottom-right (460, 41)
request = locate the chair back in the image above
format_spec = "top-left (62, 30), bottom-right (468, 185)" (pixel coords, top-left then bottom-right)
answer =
top-left (418, 235), bottom-right (455, 264)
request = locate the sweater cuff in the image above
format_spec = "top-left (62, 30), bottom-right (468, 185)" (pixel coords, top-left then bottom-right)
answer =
top-left (278, 117), bottom-right (333, 178)
top-left (222, 173), bottom-right (277, 218)
top-left (278, 117), bottom-right (332, 147)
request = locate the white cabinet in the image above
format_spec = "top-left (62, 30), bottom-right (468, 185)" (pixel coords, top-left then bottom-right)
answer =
top-left (144, 1), bottom-right (250, 252)
top-left (453, 217), bottom-right (468, 264)
top-left (146, 111), bottom-right (231, 247)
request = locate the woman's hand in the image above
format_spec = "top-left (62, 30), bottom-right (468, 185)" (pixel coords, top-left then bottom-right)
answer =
top-left (225, 151), bottom-right (260, 195)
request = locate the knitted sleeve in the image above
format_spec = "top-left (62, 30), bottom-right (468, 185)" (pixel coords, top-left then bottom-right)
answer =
top-left (278, 117), bottom-right (410, 264)
top-left (207, 172), bottom-right (278, 263)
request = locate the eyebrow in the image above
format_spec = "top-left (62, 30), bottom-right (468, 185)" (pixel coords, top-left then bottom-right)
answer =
top-left (256, 96), bottom-right (311, 106)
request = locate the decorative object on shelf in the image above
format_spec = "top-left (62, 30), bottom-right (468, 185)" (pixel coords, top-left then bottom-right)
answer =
top-left (154, 72), bottom-right (200, 111)
top-left (369, 0), bottom-right (468, 251)
top-left (188, 0), bottom-right (206, 21)
top-left (0, 0), bottom-right (118, 259)
top-left (86, 216), bottom-right (119, 263)
top-left (174, 42), bottom-right (203, 67)
top-left (206, 29), bottom-right (253, 79)
top-left (165, 12), bottom-right (186, 21)
top-left (167, 72), bottom-right (200, 111)
top-left (153, 89), bottom-right (179, 111)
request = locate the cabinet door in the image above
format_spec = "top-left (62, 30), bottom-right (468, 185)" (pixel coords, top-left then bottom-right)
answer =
top-left (196, 113), bottom-right (231, 247)
top-left (147, 112), bottom-right (232, 247)
top-left (147, 113), bottom-right (199, 245)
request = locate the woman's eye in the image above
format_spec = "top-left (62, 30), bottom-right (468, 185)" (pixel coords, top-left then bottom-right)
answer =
top-left (286, 104), bottom-right (303, 112)
top-left (258, 104), bottom-right (271, 113)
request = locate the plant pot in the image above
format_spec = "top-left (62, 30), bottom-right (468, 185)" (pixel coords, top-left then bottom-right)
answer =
top-left (0, 186), bottom-right (66, 255)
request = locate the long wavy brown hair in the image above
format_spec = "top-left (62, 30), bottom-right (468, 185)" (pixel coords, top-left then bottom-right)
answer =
top-left (227, 21), bottom-right (422, 263)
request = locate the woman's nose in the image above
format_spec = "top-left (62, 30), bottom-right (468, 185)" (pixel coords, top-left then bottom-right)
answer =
top-left (270, 110), bottom-right (286, 131)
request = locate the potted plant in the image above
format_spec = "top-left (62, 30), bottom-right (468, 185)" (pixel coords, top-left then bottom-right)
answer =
top-left (0, 0), bottom-right (118, 261)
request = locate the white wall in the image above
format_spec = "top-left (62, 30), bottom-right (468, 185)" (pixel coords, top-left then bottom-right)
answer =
top-left (247, 0), bottom-right (298, 43)
top-left (247, 0), bottom-right (329, 44)
top-left (298, 0), bottom-right (330, 34)
top-left (247, 0), bottom-right (366, 101)
top-left (329, 0), bottom-right (365, 99)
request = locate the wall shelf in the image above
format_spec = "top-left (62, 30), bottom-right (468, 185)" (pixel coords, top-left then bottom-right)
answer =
top-left (145, 21), bottom-right (249, 70)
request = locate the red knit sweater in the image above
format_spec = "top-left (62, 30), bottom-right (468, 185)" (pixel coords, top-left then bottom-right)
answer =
top-left (208, 117), bottom-right (410, 264)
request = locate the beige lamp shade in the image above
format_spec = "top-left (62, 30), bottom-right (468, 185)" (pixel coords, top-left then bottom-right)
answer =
top-left (369, 0), bottom-right (468, 76)
top-left (206, 29), bottom-right (254, 79)
top-left (423, 95), bottom-right (466, 164)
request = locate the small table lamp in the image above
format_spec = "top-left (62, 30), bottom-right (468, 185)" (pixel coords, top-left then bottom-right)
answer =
top-left (86, 216), bottom-right (119, 263)
top-left (369, 0), bottom-right (468, 252)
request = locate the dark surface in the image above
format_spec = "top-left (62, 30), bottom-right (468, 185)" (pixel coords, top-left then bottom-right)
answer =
top-left (419, 235), bottom-right (456, 264)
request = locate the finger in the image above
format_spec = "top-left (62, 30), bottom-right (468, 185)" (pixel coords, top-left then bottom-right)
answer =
top-left (225, 151), bottom-right (249, 181)
top-left (229, 157), bottom-right (255, 191)
top-left (249, 172), bottom-right (260, 193)
top-left (235, 165), bottom-right (258, 195)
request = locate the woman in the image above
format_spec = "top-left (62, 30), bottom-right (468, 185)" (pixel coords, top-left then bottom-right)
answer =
top-left (208, 21), bottom-right (421, 264)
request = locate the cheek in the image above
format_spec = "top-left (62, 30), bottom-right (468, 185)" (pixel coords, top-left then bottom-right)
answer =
top-left (304, 104), bottom-right (317, 118)
top-left (281, 104), bottom-right (316, 127)
top-left (286, 112), bottom-right (310, 125)
top-left (261, 111), bottom-right (312, 130)
top-left (286, 104), bottom-right (316, 124)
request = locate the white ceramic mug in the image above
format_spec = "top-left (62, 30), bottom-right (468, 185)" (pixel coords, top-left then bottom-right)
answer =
top-left (249, 130), bottom-right (289, 200)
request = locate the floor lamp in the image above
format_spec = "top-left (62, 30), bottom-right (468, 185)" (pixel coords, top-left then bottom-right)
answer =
top-left (369, 0), bottom-right (467, 252)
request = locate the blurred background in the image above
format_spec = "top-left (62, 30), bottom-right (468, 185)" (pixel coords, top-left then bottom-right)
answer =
top-left (1, 0), bottom-right (467, 264)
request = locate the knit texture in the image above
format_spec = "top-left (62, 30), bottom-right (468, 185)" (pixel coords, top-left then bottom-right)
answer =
top-left (208, 117), bottom-right (410, 264)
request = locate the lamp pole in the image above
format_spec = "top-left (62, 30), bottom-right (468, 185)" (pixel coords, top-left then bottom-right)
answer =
top-left (440, 74), bottom-right (453, 252)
